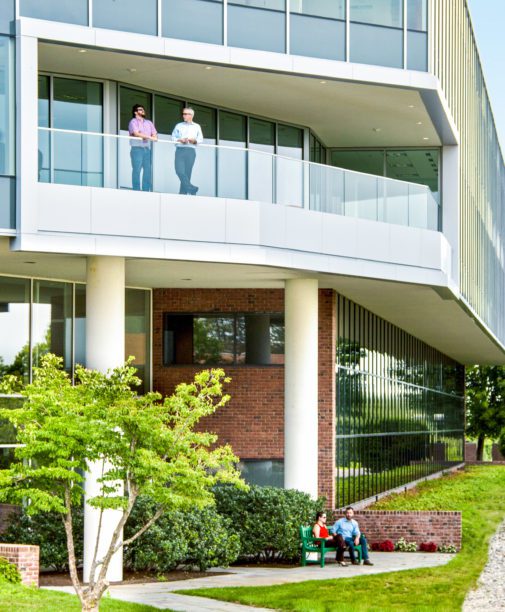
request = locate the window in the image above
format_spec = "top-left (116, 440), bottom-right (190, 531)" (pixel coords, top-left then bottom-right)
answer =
top-left (290, 0), bottom-right (345, 61)
top-left (162, 0), bottom-right (223, 45)
top-left (20, 0), bottom-right (88, 26)
top-left (163, 313), bottom-right (284, 365)
top-left (407, 0), bottom-right (428, 71)
top-left (228, 0), bottom-right (286, 53)
top-left (0, 277), bottom-right (31, 383)
top-left (239, 459), bottom-right (284, 487)
top-left (93, 0), bottom-right (157, 36)
top-left (125, 288), bottom-right (151, 393)
top-left (0, 36), bottom-right (14, 177)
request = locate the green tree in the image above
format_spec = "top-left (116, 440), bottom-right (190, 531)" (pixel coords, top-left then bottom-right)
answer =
top-left (466, 365), bottom-right (505, 460)
top-left (0, 354), bottom-right (243, 612)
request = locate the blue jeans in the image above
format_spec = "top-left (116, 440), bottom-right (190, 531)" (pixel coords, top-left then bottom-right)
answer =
top-left (174, 147), bottom-right (197, 194)
top-left (344, 535), bottom-right (369, 562)
top-left (130, 147), bottom-right (152, 191)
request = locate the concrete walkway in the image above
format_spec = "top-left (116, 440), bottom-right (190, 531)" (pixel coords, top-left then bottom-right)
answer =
top-left (45, 552), bottom-right (454, 611)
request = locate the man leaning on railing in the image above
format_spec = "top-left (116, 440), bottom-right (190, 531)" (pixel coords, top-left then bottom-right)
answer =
top-left (128, 104), bottom-right (158, 192)
top-left (172, 107), bottom-right (203, 195)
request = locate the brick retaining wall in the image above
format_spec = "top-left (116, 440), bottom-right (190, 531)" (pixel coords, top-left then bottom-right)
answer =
top-left (492, 444), bottom-right (505, 462)
top-left (0, 504), bottom-right (19, 533)
top-left (333, 511), bottom-right (462, 550)
top-left (0, 544), bottom-right (39, 586)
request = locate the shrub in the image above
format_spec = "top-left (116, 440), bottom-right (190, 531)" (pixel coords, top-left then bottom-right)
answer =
top-left (213, 485), bottom-right (325, 562)
top-left (124, 496), bottom-right (240, 572)
top-left (2, 507), bottom-right (83, 572)
top-left (420, 542), bottom-right (438, 552)
top-left (438, 543), bottom-right (457, 553)
top-left (371, 539), bottom-right (395, 552)
top-left (498, 428), bottom-right (505, 458)
top-left (395, 537), bottom-right (418, 552)
top-left (0, 556), bottom-right (21, 584)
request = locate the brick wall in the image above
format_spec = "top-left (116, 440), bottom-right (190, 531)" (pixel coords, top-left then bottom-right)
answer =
top-left (153, 288), bottom-right (336, 502)
top-left (0, 544), bottom-right (39, 586)
top-left (335, 511), bottom-right (462, 550)
top-left (465, 442), bottom-right (477, 461)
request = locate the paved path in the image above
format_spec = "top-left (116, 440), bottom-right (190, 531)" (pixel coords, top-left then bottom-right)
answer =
top-left (45, 552), bottom-right (454, 611)
top-left (463, 518), bottom-right (505, 612)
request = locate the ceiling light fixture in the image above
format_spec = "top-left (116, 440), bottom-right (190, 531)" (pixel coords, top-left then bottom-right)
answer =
top-left (423, 137), bottom-right (430, 140)
top-left (417, 121), bottom-right (423, 125)
top-left (78, 49), bottom-right (87, 53)
top-left (373, 127), bottom-right (382, 132)
top-left (205, 66), bottom-right (213, 70)
top-left (408, 104), bottom-right (415, 108)
top-left (320, 80), bottom-right (327, 84)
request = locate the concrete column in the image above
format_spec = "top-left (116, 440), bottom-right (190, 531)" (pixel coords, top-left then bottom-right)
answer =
top-left (284, 278), bottom-right (319, 498)
top-left (83, 256), bottom-right (125, 583)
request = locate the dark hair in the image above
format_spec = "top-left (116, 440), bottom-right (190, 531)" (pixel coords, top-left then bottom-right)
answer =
top-left (132, 104), bottom-right (145, 117)
top-left (316, 511), bottom-right (326, 521)
top-left (345, 506), bottom-right (354, 512)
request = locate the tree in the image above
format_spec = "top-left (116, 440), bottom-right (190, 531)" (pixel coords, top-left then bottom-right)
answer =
top-left (466, 365), bottom-right (505, 460)
top-left (0, 354), bottom-right (243, 612)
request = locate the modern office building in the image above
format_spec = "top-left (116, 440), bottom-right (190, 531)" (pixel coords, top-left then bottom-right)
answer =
top-left (0, 0), bottom-right (504, 579)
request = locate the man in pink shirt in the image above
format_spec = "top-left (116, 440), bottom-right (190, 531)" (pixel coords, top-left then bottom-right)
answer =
top-left (128, 104), bottom-right (158, 191)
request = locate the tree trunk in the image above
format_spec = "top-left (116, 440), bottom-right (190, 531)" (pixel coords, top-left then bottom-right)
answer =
top-left (476, 434), bottom-right (485, 461)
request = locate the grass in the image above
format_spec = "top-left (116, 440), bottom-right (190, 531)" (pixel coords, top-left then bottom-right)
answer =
top-left (178, 465), bottom-right (505, 611)
top-left (0, 581), bottom-right (161, 611)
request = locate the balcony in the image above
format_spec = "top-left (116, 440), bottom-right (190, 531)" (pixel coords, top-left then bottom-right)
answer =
top-left (38, 128), bottom-right (439, 232)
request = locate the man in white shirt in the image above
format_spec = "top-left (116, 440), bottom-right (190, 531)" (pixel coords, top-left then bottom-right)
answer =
top-left (172, 108), bottom-right (203, 195)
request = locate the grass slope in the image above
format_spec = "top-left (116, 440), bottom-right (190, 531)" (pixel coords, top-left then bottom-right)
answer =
top-left (0, 582), bottom-right (160, 611)
top-left (178, 466), bottom-right (505, 611)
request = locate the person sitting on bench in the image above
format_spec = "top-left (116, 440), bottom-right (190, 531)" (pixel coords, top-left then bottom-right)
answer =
top-left (331, 506), bottom-right (374, 566)
top-left (313, 511), bottom-right (348, 566)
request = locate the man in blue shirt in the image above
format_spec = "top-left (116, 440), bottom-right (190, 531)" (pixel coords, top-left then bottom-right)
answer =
top-left (172, 108), bottom-right (203, 195)
top-left (331, 506), bottom-right (373, 565)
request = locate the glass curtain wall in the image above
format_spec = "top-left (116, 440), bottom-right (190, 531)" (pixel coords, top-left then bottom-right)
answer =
top-left (0, 35), bottom-right (15, 228)
top-left (407, 0), bottom-right (428, 71)
top-left (93, 0), bottom-right (157, 35)
top-left (336, 294), bottom-right (465, 507)
top-left (290, 0), bottom-right (345, 61)
top-left (228, 0), bottom-right (286, 53)
top-left (349, 0), bottom-right (403, 68)
top-left (162, 0), bottom-right (223, 44)
top-left (0, 276), bottom-right (151, 390)
top-left (20, 0), bottom-right (89, 25)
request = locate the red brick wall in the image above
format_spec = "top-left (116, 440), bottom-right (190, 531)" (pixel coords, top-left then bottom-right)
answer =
top-left (334, 511), bottom-right (462, 550)
top-left (0, 544), bottom-right (39, 586)
top-left (492, 444), bottom-right (505, 462)
top-left (152, 288), bottom-right (336, 502)
top-left (465, 442), bottom-right (477, 461)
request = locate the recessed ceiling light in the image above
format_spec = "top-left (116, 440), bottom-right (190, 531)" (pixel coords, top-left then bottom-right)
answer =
top-left (408, 104), bottom-right (415, 108)
top-left (78, 49), bottom-right (87, 53)
top-left (320, 80), bottom-right (327, 84)
top-left (373, 127), bottom-right (382, 132)
top-left (205, 66), bottom-right (213, 70)
top-left (127, 68), bottom-right (137, 73)
top-left (423, 137), bottom-right (430, 140)
top-left (417, 121), bottom-right (423, 125)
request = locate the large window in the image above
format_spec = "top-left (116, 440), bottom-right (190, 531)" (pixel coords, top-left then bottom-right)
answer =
top-left (228, 0), bottom-right (286, 53)
top-left (0, 277), bottom-right (31, 383)
top-left (407, 0), bottom-right (428, 71)
top-left (349, 0), bottom-right (403, 68)
top-left (162, 0), bottom-right (223, 44)
top-left (335, 294), bottom-right (465, 507)
top-left (20, 0), bottom-right (88, 26)
top-left (290, 0), bottom-right (345, 61)
top-left (93, 0), bottom-right (157, 35)
top-left (125, 288), bottom-right (151, 393)
top-left (0, 35), bottom-right (14, 228)
top-left (163, 313), bottom-right (284, 366)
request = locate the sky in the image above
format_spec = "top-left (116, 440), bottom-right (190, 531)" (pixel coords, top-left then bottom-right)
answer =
top-left (467, 0), bottom-right (505, 152)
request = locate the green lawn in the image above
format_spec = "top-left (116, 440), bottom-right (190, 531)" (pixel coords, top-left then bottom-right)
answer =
top-left (0, 582), bottom-right (160, 611)
top-left (178, 465), bottom-right (505, 611)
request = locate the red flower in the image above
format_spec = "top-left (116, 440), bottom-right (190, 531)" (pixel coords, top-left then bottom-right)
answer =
top-left (420, 542), bottom-right (438, 552)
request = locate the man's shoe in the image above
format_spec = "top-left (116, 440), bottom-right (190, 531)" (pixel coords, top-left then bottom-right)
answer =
top-left (363, 560), bottom-right (374, 566)
top-left (190, 185), bottom-right (199, 195)
top-left (351, 560), bottom-right (360, 565)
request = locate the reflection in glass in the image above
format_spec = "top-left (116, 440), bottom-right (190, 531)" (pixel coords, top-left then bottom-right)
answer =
top-left (162, 0), bottom-right (223, 44)
top-left (32, 280), bottom-right (73, 374)
top-left (0, 36), bottom-right (14, 177)
top-left (75, 284), bottom-right (86, 370)
top-left (335, 294), bottom-right (465, 507)
top-left (218, 111), bottom-right (246, 199)
top-left (93, 0), bottom-right (157, 35)
top-left (120, 87), bottom-right (152, 132)
top-left (331, 150), bottom-right (383, 175)
top-left (20, 0), bottom-right (88, 25)
top-left (239, 459), bottom-right (284, 487)
top-left (350, 0), bottom-right (402, 27)
top-left (350, 22), bottom-right (403, 68)
top-left (386, 150), bottom-right (439, 201)
top-left (290, 0), bottom-right (345, 60)
top-left (125, 288), bottom-right (151, 393)
top-left (249, 119), bottom-right (275, 202)
top-left (408, 31), bottom-right (428, 71)
top-left (38, 76), bottom-right (50, 182)
top-left (228, 0), bottom-right (285, 53)
top-left (0, 277), bottom-right (30, 383)
top-left (407, 0), bottom-right (427, 31)
top-left (194, 316), bottom-right (235, 364)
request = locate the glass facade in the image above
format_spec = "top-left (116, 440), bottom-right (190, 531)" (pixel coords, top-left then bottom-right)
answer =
top-left (239, 459), bottom-right (284, 487)
top-left (336, 294), bottom-right (465, 507)
top-left (0, 35), bottom-right (15, 229)
top-left (0, 276), bottom-right (151, 390)
top-left (20, 1), bottom-right (428, 71)
top-left (162, 0), bottom-right (223, 45)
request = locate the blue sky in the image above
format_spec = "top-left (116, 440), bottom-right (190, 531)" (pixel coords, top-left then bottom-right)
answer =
top-left (467, 0), bottom-right (505, 151)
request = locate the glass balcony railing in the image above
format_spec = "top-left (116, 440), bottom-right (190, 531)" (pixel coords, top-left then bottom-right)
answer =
top-left (38, 127), bottom-right (439, 231)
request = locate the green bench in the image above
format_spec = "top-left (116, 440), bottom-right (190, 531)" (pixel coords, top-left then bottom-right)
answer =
top-left (299, 525), bottom-right (363, 568)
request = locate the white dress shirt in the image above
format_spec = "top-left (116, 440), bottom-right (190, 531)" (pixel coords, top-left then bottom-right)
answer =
top-left (172, 121), bottom-right (204, 149)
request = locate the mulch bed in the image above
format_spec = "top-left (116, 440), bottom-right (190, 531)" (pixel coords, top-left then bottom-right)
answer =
top-left (40, 569), bottom-right (229, 587)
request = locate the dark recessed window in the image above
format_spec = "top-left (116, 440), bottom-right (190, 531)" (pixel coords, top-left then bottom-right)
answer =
top-left (163, 313), bottom-right (284, 366)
